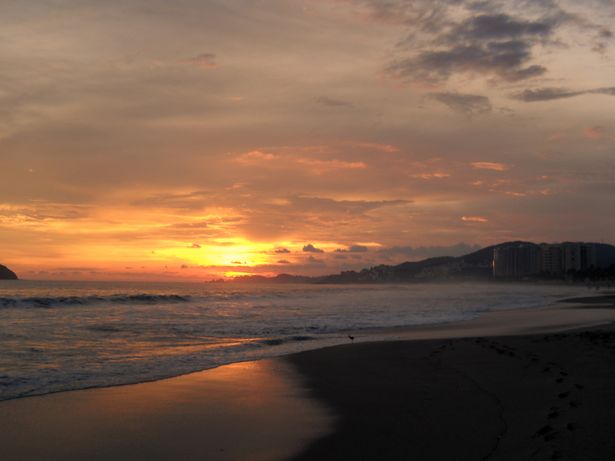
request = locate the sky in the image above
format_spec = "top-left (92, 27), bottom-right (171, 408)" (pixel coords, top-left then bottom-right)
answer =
top-left (1, 0), bottom-right (614, 281)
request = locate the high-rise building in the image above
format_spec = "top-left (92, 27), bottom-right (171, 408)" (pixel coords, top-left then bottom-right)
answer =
top-left (540, 244), bottom-right (563, 274)
top-left (562, 242), bottom-right (597, 272)
top-left (493, 243), bottom-right (541, 277)
top-left (495, 242), bottom-right (602, 277)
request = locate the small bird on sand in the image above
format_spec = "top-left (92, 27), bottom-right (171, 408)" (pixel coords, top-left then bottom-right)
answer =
top-left (348, 335), bottom-right (355, 342)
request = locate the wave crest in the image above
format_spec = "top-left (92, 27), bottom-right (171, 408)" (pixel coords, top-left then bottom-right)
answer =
top-left (0, 294), bottom-right (191, 308)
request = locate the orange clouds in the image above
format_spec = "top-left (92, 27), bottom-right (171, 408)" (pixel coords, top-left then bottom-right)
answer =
top-left (412, 172), bottom-right (450, 180)
top-left (461, 216), bottom-right (488, 223)
top-left (235, 150), bottom-right (278, 163)
top-left (345, 141), bottom-right (400, 153)
top-left (471, 162), bottom-right (509, 172)
top-left (295, 158), bottom-right (367, 173)
top-left (583, 126), bottom-right (605, 140)
top-left (234, 146), bottom-right (367, 174)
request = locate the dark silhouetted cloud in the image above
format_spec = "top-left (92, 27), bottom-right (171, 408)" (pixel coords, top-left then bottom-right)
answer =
top-left (289, 196), bottom-right (411, 215)
top-left (380, 1), bottom-right (612, 84)
top-left (449, 14), bottom-right (553, 42)
top-left (389, 41), bottom-right (546, 83)
top-left (336, 245), bottom-right (369, 253)
top-left (303, 243), bottom-right (324, 253)
top-left (274, 247), bottom-right (290, 254)
top-left (512, 86), bottom-right (615, 102)
top-left (349, 245), bottom-right (369, 253)
top-left (132, 191), bottom-right (213, 209)
top-left (307, 255), bottom-right (324, 264)
top-left (181, 53), bottom-right (217, 69)
top-left (429, 92), bottom-right (492, 116)
top-left (315, 96), bottom-right (353, 107)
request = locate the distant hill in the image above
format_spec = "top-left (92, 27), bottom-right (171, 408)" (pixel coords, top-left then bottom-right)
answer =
top-left (0, 264), bottom-right (18, 280)
top-left (311, 242), bottom-right (526, 283)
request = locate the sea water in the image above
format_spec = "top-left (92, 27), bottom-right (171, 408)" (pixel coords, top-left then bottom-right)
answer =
top-left (0, 280), bottom-right (587, 401)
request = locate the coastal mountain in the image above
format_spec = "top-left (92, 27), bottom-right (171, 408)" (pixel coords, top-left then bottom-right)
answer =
top-left (0, 264), bottom-right (18, 280)
top-left (310, 242), bottom-right (517, 283)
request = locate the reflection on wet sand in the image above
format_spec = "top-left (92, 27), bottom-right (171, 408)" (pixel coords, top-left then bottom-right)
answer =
top-left (0, 360), bottom-right (333, 461)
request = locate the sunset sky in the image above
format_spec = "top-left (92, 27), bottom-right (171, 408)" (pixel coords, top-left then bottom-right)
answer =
top-left (1, 0), bottom-right (614, 280)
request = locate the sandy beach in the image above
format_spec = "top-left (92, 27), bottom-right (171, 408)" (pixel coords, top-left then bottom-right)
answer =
top-left (289, 295), bottom-right (615, 460)
top-left (2, 295), bottom-right (615, 461)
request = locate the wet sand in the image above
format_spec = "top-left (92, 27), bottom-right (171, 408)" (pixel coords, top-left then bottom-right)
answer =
top-left (288, 301), bottom-right (615, 460)
top-left (0, 360), bottom-right (333, 461)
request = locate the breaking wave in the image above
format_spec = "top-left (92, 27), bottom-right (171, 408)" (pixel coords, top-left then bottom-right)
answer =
top-left (0, 294), bottom-right (191, 308)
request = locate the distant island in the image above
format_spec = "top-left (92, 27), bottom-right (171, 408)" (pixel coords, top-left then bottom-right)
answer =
top-left (232, 241), bottom-right (615, 284)
top-left (0, 264), bottom-right (18, 280)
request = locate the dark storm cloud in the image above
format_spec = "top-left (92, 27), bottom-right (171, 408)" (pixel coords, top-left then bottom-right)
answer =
top-left (511, 86), bottom-right (615, 102)
top-left (429, 92), bottom-right (492, 117)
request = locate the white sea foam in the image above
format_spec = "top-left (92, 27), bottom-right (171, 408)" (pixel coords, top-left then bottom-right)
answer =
top-left (0, 280), bottom-right (587, 401)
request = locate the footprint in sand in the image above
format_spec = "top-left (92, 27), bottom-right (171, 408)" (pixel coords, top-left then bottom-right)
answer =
top-left (533, 425), bottom-right (553, 438)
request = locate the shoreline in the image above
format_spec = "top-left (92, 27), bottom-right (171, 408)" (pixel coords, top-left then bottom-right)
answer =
top-left (2, 295), bottom-right (615, 460)
top-left (3, 292), bottom-right (614, 405)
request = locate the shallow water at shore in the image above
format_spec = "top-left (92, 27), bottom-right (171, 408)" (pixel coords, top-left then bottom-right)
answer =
top-left (0, 280), bottom-right (590, 401)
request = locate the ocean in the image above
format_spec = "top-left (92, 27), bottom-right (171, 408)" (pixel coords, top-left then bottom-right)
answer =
top-left (0, 280), bottom-right (587, 401)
